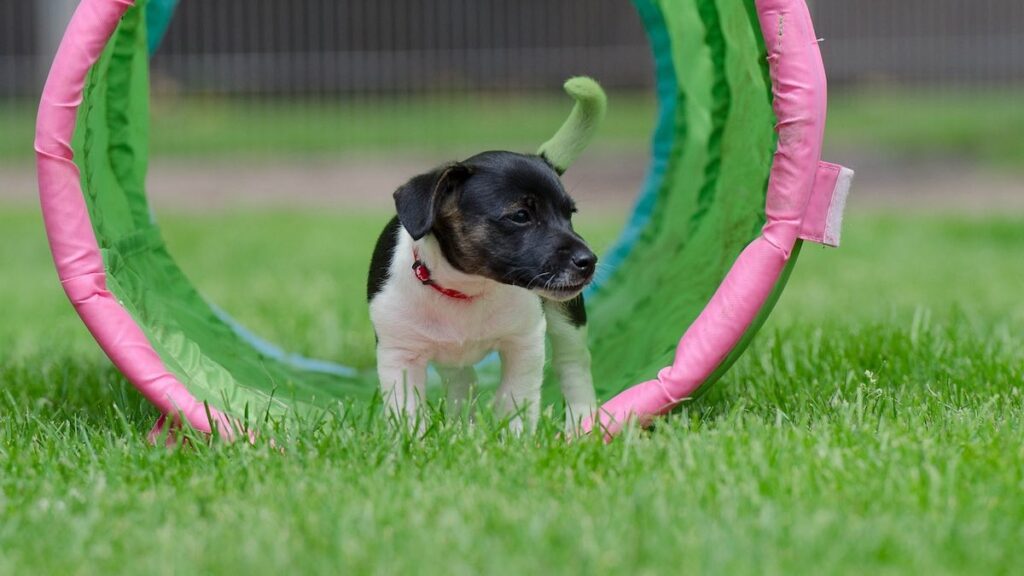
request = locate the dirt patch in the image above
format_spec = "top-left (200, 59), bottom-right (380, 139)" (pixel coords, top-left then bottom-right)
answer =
top-left (137, 152), bottom-right (649, 214)
top-left (3, 150), bottom-right (1021, 215)
top-left (829, 148), bottom-right (1024, 214)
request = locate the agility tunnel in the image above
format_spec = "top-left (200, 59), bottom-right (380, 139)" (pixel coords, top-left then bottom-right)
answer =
top-left (35, 0), bottom-right (852, 439)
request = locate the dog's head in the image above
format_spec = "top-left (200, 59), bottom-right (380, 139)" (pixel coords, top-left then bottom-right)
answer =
top-left (394, 151), bottom-right (597, 301)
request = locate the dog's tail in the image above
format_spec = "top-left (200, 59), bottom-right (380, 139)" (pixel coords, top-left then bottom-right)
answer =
top-left (537, 77), bottom-right (608, 175)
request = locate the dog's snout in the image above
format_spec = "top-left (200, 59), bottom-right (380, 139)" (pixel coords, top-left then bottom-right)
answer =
top-left (571, 249), bottom-right (597, 275)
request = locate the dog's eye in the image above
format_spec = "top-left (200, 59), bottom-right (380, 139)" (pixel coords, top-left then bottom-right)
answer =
top-left (507, 209), bottom-right (532, 224)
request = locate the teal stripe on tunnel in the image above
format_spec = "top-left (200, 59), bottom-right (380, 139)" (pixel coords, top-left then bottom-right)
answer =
top-left (588, 0), bottom-right (679, 296)
top-left (146, 0), bottom-right (180, 55)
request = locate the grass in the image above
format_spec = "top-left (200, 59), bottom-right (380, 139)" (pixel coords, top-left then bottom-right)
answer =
top-left (827, 87), bottom-right (1024, 169)
top-left (0, 93), bottom-right (657, 162)
top-left (4, 88), bottom-right (1024, 168)
top-left (2, 204), bottom-right (1023, 574)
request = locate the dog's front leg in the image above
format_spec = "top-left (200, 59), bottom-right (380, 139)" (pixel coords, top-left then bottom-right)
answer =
top-left (495, 328), bottom-right (546, 434)
top-left (543, 298), bottom-right (598, 432)
top-left (376, 347), bottom-right (428, 430)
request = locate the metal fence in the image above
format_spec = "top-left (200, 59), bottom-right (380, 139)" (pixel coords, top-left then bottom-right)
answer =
top-left (153, 0), bottom-right (652, 96)
top-left (0, 0), bottom-right (38, 98)
top-left (813, 0), bottom-right (1024, 85)
top-left (3, 0), bottom-right (1023, 100)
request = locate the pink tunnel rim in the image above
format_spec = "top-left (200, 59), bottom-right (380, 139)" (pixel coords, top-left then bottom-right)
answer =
top-left (585, 0), bottom-right (830, 438)
top-left (35, 0), bottom-right (829, 441)
top-left (35, 0), bottom-right (234, 439)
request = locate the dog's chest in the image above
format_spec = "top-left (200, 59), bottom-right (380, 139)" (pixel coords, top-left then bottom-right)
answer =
top-left (409, 301), bottom-right (505, 364)
top-left (372, 285), bottom-right (542, 367)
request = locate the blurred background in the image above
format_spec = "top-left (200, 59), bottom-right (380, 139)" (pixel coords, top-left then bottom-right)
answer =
top-left (2, 0), bottom-right (1021, 214)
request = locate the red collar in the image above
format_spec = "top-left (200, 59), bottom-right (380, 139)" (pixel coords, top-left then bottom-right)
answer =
top-left (412, 248), bottom-right (475, 301)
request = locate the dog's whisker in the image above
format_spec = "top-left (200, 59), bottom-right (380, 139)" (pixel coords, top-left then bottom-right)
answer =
top-left (526, 272), bottom-right (555, 289)
top-left (594, 263), bottom-right (615, 278)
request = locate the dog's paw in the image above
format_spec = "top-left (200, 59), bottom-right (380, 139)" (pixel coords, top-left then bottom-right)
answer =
top-left (502, 412), bottom-right (541, 437)
top-left (506, 416), bottom-right (525, 436)
top-left (564, 403), bottom-right (598, 436)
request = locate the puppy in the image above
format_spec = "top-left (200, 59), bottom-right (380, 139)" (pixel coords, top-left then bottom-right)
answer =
top-left (367, 151), bottom-right (598, 433)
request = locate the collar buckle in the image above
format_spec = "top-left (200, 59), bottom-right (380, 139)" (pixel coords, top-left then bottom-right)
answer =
top-left (411, 248), bottom-right (475, 302)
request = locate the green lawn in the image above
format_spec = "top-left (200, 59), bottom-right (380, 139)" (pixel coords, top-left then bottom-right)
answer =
top-left (827, 88), bottom-right (1024, 169)
top-left (1, 205), bottom-right (1023, 574)
top-left (4, 88), bottom-right (1024, 168)
top-left (1, 93), bottom-right (657, 162)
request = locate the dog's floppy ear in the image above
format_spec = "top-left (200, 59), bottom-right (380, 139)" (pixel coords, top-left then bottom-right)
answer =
top-left (393, 163), bottom-right (472, 240)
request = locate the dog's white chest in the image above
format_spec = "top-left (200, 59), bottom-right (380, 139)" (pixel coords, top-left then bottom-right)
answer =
top-left (372, 286), bottom-right (542, 367)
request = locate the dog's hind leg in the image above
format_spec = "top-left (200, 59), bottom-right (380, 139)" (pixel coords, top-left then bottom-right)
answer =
top-left (437, 364), bottom-right (477, 419)
top-left (496, 325), bottom-right (546, 434)
top-left (543, 297), bottom-right (597, 433)
top-left (376, 347), bottom-right (428, 431)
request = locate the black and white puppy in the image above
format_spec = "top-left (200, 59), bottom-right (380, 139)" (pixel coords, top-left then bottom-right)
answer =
top-left (367, 151), bottom-right (598, 432)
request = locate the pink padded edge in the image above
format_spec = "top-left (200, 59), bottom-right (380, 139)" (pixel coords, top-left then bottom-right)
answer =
top-left (585, 0), bottom-right (830, 439)
top-left (35, 0), bottom-right (234, 439)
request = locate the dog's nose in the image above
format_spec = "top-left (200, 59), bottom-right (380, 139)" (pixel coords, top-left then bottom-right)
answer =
top-left (571, 250), bottom-right (597, 275)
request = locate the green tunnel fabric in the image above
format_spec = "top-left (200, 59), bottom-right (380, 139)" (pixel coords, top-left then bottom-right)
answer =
top-left (75, 0), bottom-right (782, 418)
top-left (78, 3), bottom-right (365, 419)
top-left (587, 0), bottom-right (777, 392)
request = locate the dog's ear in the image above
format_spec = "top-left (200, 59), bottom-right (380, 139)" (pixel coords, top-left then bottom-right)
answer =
top-left (393, 163), bottom-right (472, 240)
